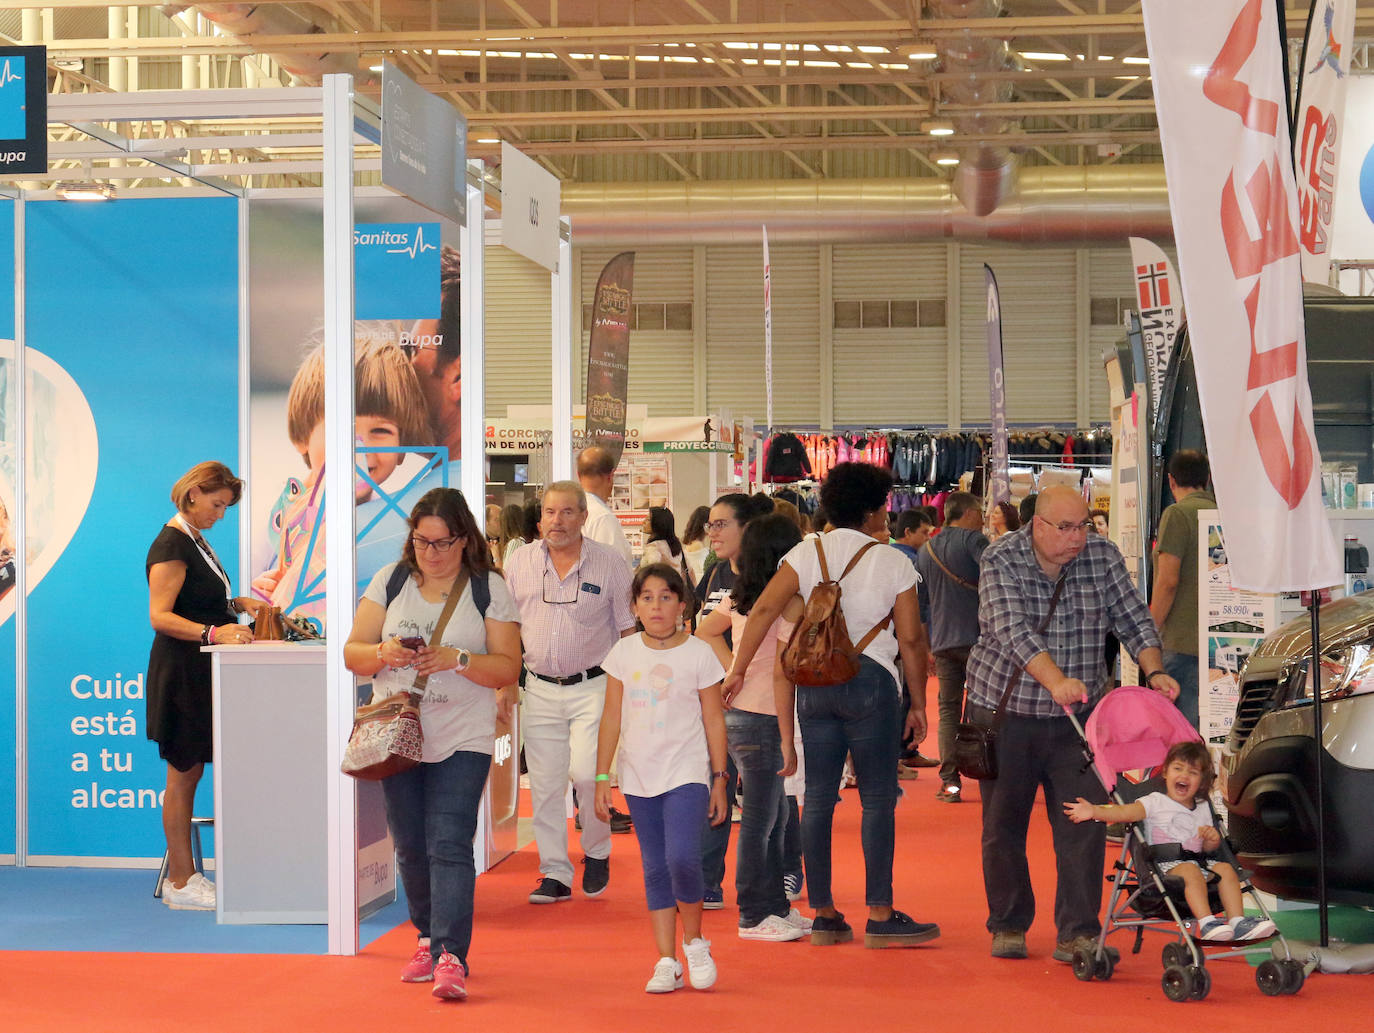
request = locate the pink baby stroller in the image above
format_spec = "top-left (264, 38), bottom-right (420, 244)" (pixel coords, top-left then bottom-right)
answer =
top-left (1064, 685), bottom-right (1307, 1001)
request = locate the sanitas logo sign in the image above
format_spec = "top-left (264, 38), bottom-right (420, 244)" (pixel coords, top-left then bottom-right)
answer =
top-left (352, 224), bottom-right (438, 257)
top-left (353, 221), bottom-right (442, 320)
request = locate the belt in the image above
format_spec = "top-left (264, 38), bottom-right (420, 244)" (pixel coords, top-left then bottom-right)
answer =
top-left (529, 665), bottom-right (604, 686)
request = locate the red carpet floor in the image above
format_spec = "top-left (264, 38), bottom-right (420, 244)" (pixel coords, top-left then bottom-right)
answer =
top-left (3, 692), bottom-right (1365, 1031)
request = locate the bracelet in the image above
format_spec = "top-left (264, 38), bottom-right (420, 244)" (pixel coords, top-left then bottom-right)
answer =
top-left (595, 773), bottom-right (611, 783)
top-left (376, 642), bottom-right (386, 665)
top-left (200, 625), bottom-right (211, 646)
top-left (711, 770), bottom-right (729, 780)
top-left (207, 624), bottom-right (217, 645)
top-left (1144, 670), bottom-right (1165, 684)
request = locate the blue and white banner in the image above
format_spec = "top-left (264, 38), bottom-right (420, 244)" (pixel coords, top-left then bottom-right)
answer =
top-left (1127, 237), bottom-right (1181, 417)
top-left (354, 222), bottom-right (441, 319)
top-left (0, 199), bottom-right (15, 858)
top-left (23, 198), bottom-right (240, 860)
top-left (984, 264), bottom-right (1010, 506)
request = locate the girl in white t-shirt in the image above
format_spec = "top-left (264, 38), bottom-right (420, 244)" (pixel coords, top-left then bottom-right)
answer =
top-left (595, 563), bottom-right (729, 994)
top-left (1064, 741), bottom-right (1276, 942)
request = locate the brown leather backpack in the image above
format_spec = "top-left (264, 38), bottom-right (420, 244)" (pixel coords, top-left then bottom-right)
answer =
top-left (780, 537), bottom-right (892, 686)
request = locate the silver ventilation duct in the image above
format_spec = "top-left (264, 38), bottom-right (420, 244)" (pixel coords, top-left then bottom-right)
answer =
top-left (160, 4), bottom-right (365, 81)
top-left (560, 167), bottom-right (1172, 246)
top-left (930, 0), bottom-right (1017, 217)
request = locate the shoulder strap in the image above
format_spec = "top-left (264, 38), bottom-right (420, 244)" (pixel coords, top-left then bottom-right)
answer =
top-left (813, 535), bottom-right (832, 581)
top-left (384, 563), bottom-right (412, 608)
top-left (837, 538), bottom-right (882, 580)
top-left (922, 539), bottom-right (978, 592)
top-left (472, 571), bottom-right (491, 618)
top-left (991, 571), bottom-right (1068, 722)
top-left (407, 570), bottom-right (468, 703)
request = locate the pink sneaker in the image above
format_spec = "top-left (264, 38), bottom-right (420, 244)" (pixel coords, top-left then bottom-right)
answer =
top-left (400, 939), bottom-right (433, 982)
top-left (431, 952), bottom-right (468, 1000)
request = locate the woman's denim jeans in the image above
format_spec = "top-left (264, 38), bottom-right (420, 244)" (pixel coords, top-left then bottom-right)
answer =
top-left (797, 656), bottom-right (901, 909)
top-left (725, 708), bottom-right (789, 926)
top-left (382, 749), bottom-right (491, 968)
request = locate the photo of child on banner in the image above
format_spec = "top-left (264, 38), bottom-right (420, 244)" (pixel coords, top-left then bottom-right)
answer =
top-left (252, 241), bottom-right (465, 630)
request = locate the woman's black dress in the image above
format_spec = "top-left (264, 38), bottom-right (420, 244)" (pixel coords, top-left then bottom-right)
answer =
top-left (145, 526), bottom-right (235, 771)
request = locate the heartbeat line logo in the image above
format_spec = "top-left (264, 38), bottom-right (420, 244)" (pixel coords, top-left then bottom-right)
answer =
top-left (385, 224), bottom-right (438, 259)
top-left (0, 60), bottom-right (23, 88)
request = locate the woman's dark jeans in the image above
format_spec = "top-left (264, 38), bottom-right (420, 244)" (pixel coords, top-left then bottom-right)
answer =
top-left (725, 708), bottom-right (790, 926)
top-left (382, 749), bottom-right (491, 968)
top-left (797, 656), bottom-right (901, 909)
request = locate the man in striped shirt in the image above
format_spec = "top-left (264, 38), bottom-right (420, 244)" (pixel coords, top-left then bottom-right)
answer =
top-left (965, 486), bottom-right (1179, 963)
top-left (505, 481), bottom-right (635, 905)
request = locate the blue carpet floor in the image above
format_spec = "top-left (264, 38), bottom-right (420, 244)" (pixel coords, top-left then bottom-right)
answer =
top-left (0, 867), bottom-right (409, 953)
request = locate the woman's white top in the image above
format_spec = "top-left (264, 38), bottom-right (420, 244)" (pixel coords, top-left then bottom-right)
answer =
top-left (602, 634), bottom-right (725, 797)
top-left (781, 528), bottom-right (917, 687)
top-left (363, 562), bottom-right (520, 763)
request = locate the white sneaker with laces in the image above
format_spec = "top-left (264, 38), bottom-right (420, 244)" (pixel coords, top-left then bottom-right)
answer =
top-left (781, 908), bottom-right (813, 934)
top-left (645, 956), bottom-right (684, 993)
top-left (163, 872), bottom-right (216, 911)
top-left (738, 914), bottom-right (804, 942)
top-left (1197, 916), bottom-right (1234, 941)
top-left (683, 937), bottom-right (717, 989)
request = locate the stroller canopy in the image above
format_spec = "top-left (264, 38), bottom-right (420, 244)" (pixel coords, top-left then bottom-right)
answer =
top-left (1084, 685), bottom-right (1203, 791)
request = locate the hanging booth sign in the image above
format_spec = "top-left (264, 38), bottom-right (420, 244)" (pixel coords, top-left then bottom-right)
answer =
top-left (500, 142), bottom-right (561, 272)
top-left (381, 62), bottom-right (466, 225)
top-left (0, 46), bottom-right (46, 175)
top-left (1142, 0), bottom-right (1342, 594)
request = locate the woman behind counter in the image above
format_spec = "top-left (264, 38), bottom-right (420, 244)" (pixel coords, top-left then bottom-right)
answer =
top-left (345, 487), bottom-right (522, 1002)
top-left (146, 461), bottom-right (256, 912)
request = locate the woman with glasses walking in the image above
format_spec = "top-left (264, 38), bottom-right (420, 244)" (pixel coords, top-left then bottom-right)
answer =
top-left (345, 487), bottom-right (523, 1001)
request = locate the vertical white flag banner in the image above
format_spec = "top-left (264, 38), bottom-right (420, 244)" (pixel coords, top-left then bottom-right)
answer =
top-left (1293, 0), bottom-right (1356, 285)
top-left (762, 226), bottom-right (774, 431)
top-left (1142, 0), bottom-right (1341, 593)
top-left (1127, 237), bottom-right (1182, 416)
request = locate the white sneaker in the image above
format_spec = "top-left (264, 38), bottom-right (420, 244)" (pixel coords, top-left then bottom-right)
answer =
top-left (738, 914), bottom-right (805, 942)
top-left (781, 908), bottom-right (814, 934)
top-left (645, 956), bottom-right (684, 993)
top-left (683, 937), bottom-right (717, 989)
top-left (163, 872), bottom-right (215, 911)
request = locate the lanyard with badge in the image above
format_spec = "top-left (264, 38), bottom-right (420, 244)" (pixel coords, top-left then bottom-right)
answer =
top-left (174, 513), bottom-right (233, 603)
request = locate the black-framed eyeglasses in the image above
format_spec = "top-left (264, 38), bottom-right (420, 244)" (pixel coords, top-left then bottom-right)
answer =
top-left (542, 563), bottom-right (582, 605)
top-left (1035, 516), bottom-right (1093, 535)
top-left (412, 533), bottom-right (460, 553)
top-left (706, 519), bottom-right (736, 533)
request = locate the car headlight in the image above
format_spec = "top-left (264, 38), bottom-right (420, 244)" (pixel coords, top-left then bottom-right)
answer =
top-left (1289, 643), bottom-right (1374, 702)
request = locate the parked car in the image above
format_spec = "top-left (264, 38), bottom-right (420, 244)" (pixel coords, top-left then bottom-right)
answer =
top-left (1221, 594), bottom-right (1374, 907)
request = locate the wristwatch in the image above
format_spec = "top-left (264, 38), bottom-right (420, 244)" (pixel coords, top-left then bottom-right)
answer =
top-left (455, 647), bottom-right (472, 672)
top-left (1144, 670), bottom-right (1167, 686)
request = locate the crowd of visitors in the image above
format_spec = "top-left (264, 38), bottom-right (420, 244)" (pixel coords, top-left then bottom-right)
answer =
top-left (210, 447), bottom-right (1201, 1001)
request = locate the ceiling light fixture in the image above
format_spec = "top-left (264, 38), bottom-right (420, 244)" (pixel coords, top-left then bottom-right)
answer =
top-left (934, 151), bottom-right (960, 166)
top-left (907, 49), bottom-right (937, 61)
top-left (55, 181), bottom-right (116, 202)
top-left (922, 120), bottom-right (955, 136)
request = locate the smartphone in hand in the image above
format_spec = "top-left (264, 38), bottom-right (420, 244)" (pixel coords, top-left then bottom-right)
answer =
top-left (398, 636), bottom-right (425, 651)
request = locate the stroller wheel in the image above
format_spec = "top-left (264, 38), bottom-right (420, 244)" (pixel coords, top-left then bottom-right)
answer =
top-left (1162, 964), bottom-right (1195, 1002)
top-left (1256, 959), bottom-right (1287, 996)
top-left (1279, 958), bottom-right (1305, 995)
top-left (1072, 948), bottom-right (1097, 981)
top-left (1095, 951), bottom-right (1116, 981)
top-left (1189, 964), bottom-right (1211, 1000)
top-left (1161, 942), bottom-right (1189, 969)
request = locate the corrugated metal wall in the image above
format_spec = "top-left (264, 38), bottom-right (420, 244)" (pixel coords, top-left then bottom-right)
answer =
top-left (831, 242), bottom-right (949, 426)
top-left (485, 239), bottom-right (1146, 427)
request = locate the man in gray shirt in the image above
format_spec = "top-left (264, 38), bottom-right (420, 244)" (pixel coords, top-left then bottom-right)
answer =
top-left (915, 492), bottom-right (988, 802)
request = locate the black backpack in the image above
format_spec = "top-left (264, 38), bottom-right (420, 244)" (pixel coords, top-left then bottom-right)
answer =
top-left (384, 563), bottom-right (491, 617)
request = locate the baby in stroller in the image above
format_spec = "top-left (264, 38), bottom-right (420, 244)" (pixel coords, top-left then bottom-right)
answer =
top-left (1064, 741), bottom-right (1276, 943)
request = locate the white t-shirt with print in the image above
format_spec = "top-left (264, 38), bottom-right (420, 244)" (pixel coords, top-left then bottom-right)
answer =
top-left (782, 527), bottom-right (917, 686)
top-left (1138, 791), bottom-right (1211, 853)
top-left (363, 562), bottom-right (520, 763)
top-left (601, 634), bottom-right (725, 798)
